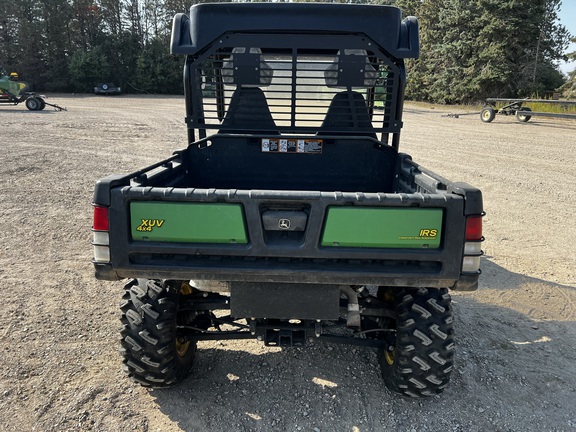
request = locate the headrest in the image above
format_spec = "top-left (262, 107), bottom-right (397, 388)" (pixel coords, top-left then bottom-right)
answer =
top-left (325, 50), bottom-right (377, 88)
top-left (222, 47), bottom-right (273, 87)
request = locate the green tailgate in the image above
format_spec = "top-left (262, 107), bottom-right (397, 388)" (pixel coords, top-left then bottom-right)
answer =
top-left (321, 207), bottom-right (443, 248)
top-left (130, 202), bottom-right (248, 243)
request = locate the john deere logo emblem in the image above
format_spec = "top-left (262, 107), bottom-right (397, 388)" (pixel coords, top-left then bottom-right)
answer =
top-left (279, 219), bottom-right (291, 230)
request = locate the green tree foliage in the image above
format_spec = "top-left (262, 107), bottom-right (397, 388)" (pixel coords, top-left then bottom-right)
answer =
top-left (69, 46), bottom-right (110, 92)
top-left (559, 36), bottom-right (576, 98)
top-left (135, 36), bottom-right (184, 93)
top-left (43, 0), bottom-right (74, 91)
top-left (396, 0), bottom-right (570, 103)
top-left (0, 1), bottom-right (47, 89)
top-left (0, 0), bottom-right (182, 93)
top-left (0, 0), bottom-right (571, 101)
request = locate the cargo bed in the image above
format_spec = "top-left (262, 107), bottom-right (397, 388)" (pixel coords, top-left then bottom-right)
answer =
top-left (93, 136), bottom-right (481, 290)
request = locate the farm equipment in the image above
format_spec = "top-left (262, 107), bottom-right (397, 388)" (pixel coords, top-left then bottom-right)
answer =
top-left (0, 71), bottom-right (66, 111)
top-left (480, 98), bottom-right (576, 123)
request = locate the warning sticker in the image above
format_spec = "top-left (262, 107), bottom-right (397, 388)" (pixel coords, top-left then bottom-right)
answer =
top-left (261, 138), bottom-right (323, 154)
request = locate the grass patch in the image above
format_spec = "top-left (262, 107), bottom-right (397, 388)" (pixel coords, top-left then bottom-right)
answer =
top-left (401, 99), bottom-right (576, 115)
top-left (403, 100), bottom-right (484, 112)
top-left (521, 101), bottom-right (576, 114)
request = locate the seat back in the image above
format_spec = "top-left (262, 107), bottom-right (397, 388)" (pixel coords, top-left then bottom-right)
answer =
top-left (320, 91), bottom-right (376, 137)
top-left (220, 47), bottom-right (277, 134)
top-left (221, 87), bottom-right (278, 134)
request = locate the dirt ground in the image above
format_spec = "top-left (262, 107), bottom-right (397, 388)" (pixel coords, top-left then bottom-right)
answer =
top-left (1, 95), bottom-right (575, 432)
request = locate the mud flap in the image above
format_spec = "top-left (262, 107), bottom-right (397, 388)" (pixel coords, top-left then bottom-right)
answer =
top-left (230, 282), bottom-right (340, 320)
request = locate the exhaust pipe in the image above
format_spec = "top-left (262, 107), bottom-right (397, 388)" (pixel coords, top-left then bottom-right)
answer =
top-left (340, 285), bottom-right (361, 328)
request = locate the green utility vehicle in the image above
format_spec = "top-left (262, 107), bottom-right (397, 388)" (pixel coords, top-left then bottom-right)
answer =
top-left (92, 3), bottom-right (484, 398)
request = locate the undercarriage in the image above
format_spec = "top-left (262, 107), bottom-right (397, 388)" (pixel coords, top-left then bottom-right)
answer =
top-left (120, 278), bottom-right (455, 397)
top-left (176, 285), bottom-right (396, 350)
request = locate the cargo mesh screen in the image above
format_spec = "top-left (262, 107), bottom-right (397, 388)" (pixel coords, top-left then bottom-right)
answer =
top-left (185, 33), bottom-right (402, 140)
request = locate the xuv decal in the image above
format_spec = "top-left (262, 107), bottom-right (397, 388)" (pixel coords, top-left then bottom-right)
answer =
top-left (136, 219), bottom-right (165, 232)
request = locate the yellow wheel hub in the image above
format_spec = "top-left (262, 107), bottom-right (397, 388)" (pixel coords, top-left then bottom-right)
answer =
top-left (175, 282), bottom-right (193, 356)
top-left (175, 339), bottom-right (191, 357)
top-left (384, 349), bottom-right (395, 366)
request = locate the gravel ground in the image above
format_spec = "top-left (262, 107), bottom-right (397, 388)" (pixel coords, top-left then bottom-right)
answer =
top-left (1, 95), bottom-right (575, 432)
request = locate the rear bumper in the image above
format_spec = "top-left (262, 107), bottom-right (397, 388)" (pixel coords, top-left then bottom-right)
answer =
top-left (94, 184), bottom-right (480, 291)
top-left (94, 257), bottom-right (479, 291)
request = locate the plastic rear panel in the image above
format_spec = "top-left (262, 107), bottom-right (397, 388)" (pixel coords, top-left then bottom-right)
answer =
top-left (130, 202), bottom-right (248, 244)
top-left (321, 207), bottom-right (443, 248)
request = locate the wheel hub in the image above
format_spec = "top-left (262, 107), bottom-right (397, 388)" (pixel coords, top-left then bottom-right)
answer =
top-left (175, 336), bottom-right (191, 356)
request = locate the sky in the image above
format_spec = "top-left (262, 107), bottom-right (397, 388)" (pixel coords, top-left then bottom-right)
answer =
top-left (558, 1), bottom-right (576, 75)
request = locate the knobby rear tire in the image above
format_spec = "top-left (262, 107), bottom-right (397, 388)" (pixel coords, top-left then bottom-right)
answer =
top-left (119, 278), bottom-right (196, 387)
top-left (377, 287), bottom-right (455, 398)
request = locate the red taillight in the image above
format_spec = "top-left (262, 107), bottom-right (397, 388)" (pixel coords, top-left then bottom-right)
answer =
top-left (465, 215), bottom-right (482, 241)
top-left (93, 205), bottom-right (109, 231)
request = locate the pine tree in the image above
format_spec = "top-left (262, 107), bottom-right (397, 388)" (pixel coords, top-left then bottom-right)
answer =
top-left (559, 37), bottom-right (576, 99)
top-left (395, 0), bottom-right (570, 103)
